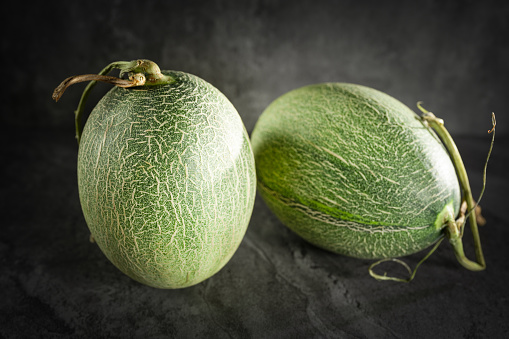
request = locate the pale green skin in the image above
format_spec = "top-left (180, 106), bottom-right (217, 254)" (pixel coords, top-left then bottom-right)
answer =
top-left (78, 71), bottom-right (256, 288)
top-left (251, 83), bottom-right (461, 259)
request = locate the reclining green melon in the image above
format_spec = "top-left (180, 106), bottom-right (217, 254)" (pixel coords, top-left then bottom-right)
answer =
top-left (251, 83), bottom-right (488, 277)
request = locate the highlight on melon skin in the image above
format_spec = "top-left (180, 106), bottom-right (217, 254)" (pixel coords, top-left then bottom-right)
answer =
top-left (53, 59), bottom-right (256, 289)
top-left (251, 82), bottom-right (495, 282)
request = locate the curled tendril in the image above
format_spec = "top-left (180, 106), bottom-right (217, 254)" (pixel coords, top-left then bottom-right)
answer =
top-left (468, 112), bottom-right (496, 220)
top-left (369, 238), bottom-right (445, 283)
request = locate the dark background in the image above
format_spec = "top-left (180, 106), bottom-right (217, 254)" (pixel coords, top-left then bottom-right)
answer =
top-left (1, 0), bottom-right (508, 338)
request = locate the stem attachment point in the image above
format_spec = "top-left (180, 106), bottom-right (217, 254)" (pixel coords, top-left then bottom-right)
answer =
top-left (418, 103), bottom-right (494, 272)
top-left (52, 59), bottom-right (173, 144)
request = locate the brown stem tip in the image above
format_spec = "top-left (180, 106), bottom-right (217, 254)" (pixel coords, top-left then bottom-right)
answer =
top-left (52, 73), bottom-right (146, 102)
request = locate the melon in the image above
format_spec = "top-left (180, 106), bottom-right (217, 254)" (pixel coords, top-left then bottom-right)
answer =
top-left (251, 83), bottom-right (462, 260)
top-left (56, 61), bottom-right (256, 288)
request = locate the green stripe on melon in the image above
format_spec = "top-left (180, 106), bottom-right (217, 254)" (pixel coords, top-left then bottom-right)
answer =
top-left (251, 83), bottom-right (461, 259)
top-left (78, 70), bottom-right (256, 288)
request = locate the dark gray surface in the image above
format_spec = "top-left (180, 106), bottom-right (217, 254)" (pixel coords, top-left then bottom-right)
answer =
top-left (2, 1), bottom-right (509, 338)
top-left (1, 130), bottom-right (508, 338)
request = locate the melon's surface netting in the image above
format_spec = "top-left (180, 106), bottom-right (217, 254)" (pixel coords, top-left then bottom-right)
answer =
top-left (251, 83), bottom-right (461, 259)
top-left (78, 71), bottom-right (256, 288)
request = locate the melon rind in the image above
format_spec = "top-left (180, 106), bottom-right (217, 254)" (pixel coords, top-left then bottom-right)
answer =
top-left (251, 83), bottom-right (461, 259)
top-left (78, 71), bottom-right (256, 288)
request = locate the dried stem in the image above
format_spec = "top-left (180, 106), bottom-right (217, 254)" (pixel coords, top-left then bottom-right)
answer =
top-left (52, 60), bottom-right (171, 144)
top-left (52, 73), bottom-right (146, 102)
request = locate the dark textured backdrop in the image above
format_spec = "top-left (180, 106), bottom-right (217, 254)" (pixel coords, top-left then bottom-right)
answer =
top-left (3, 0), bottom-right (508, 136)
top-left (2, 1), bottom-right (508, 338)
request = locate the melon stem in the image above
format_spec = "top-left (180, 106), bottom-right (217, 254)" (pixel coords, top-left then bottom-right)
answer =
top-left (419, 105), bottom-right (486, 271)
top-left (52, 60), bottom-right (173, 144)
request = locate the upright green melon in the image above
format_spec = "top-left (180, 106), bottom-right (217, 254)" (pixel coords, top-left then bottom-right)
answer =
top-left (55, 60), bottom-right (256, 288)
top-left (251, 83), bottom-right (461, 260)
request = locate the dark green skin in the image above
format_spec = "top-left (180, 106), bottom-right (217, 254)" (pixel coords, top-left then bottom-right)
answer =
top-left (251, 83), bottom-right (461, 259)
top-left (78, 71), bottom-right (256, 288)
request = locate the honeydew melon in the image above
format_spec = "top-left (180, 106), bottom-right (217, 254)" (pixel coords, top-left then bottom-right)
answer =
top-left (55, 60), bottom-right (256, 288)
top-left (251, 83), bottom-right (462, 260)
